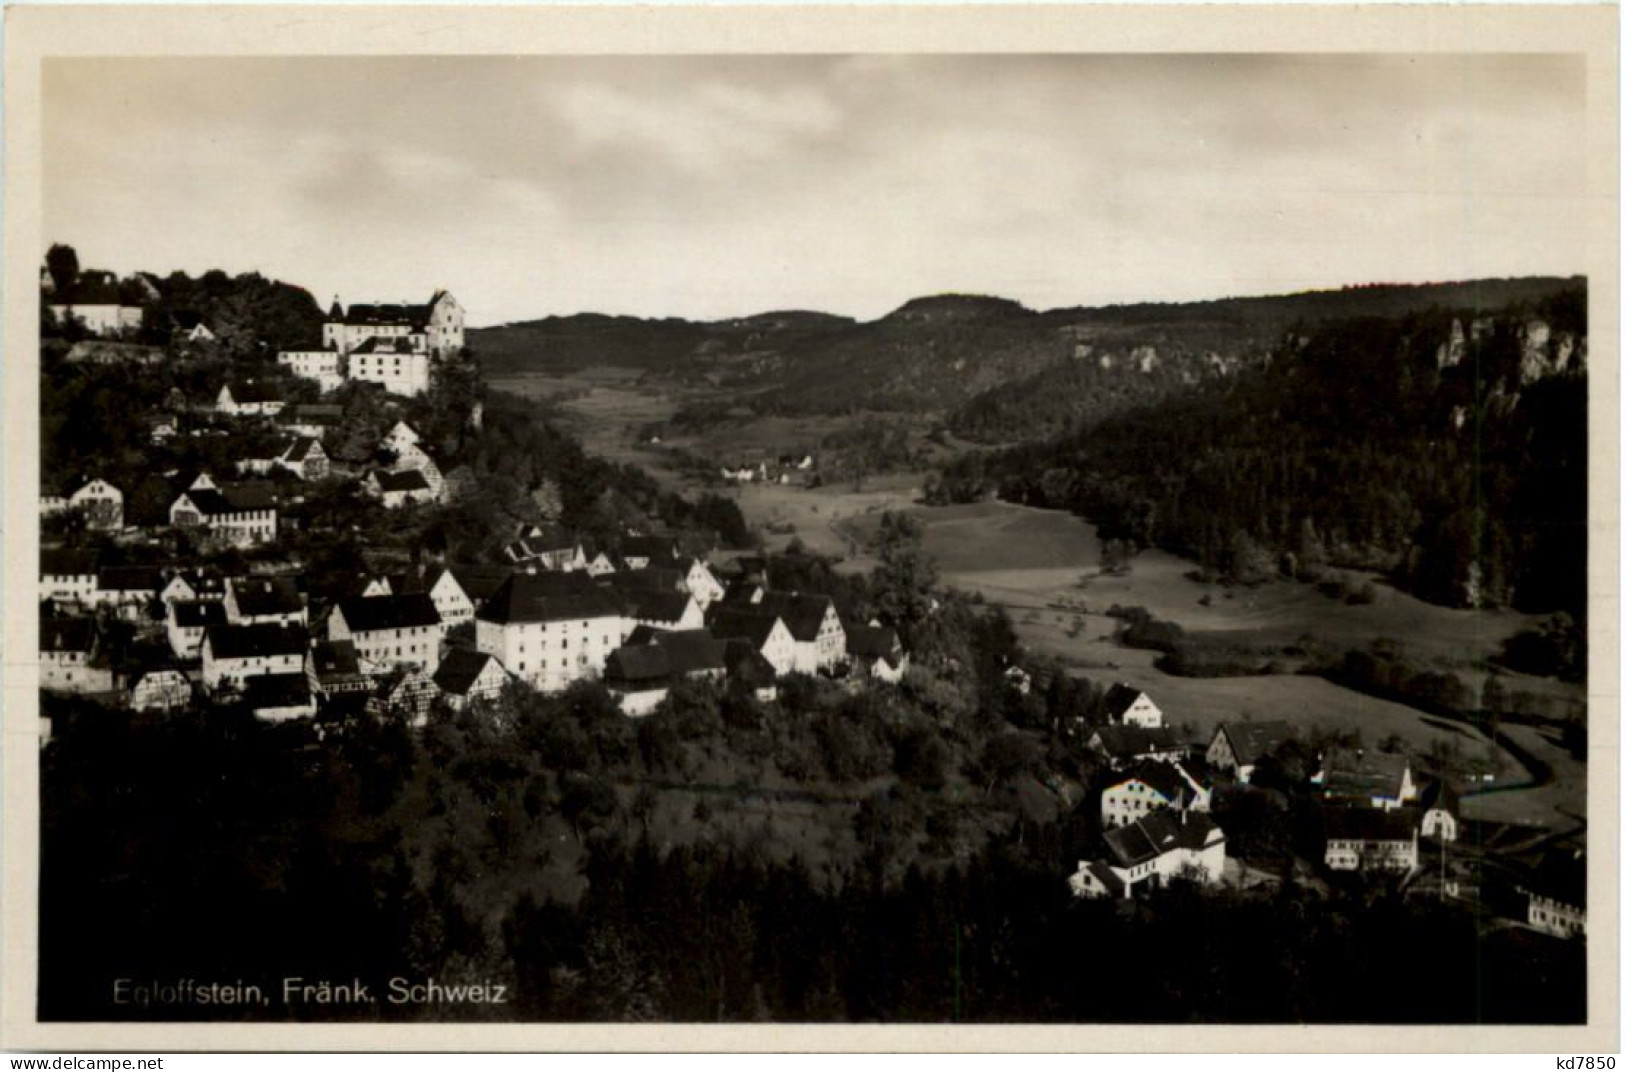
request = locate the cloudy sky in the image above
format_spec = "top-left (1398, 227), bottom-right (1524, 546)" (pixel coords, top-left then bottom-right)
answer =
top-left (45, 54), bottom-right (1588, 326)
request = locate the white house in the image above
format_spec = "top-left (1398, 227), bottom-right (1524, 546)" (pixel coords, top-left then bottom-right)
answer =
top-left (1419, 779), bottom-right (1460, 843)
top-left (242, 673), bottom-right (318, 722)
top-left (200, 623), bottom-right (308, 692)
top-left (170, 481), bottom-right (279, 547)
top-left (678, 557), bottom-right (726, 609)
top-left (328, 594), bottom-right (443, 675)
top-left (161, 569), bottom-right (225, 607)
top-left (92, 566), bottom-right (163, 620)
top-left (1523, 851), bottom-right (1586, 939)
top-left (1070, 810), bottom-right (1227, 899)
top-left (1104, 683), bottom-right (1163, 729)
top-left (475, 575), bottom-right (627, 693)
top-left (323, 291), bottom-right (464, 361)
top-left (39, 616), bottom-right (112, 693)
top-left (239, 437), bottom-right (328, 482)
top-left (277, 349), bottom-right (345, 393)
top-left (1100, 761), bottom-right (1213, 829)
top-left (623, 590), bottom-right (705, 633)
top-left (754, 592), bottom-right (845, 674)
top-left (130, 669), bottom-right (192, 712)
top-left (46, 270), bottom-right (144, 336)
top-left (40, 549), bottom-right (98, 605)
top-left (1322, 807), bottom-right (1421, 873)
top-left (41, 477), bottom-right (124, 530)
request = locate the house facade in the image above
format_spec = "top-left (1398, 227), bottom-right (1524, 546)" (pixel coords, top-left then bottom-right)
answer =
top-left (277, 350), bottom-right (346, 393)
top-left (1104, 684), bottom-right (1164, 729)
top-left (1206, 721), bottom-right (1295, 783)
top-left (200, 623), bottom-right (308, 692)
top-left (433, 649), bottom-right (510, 710)
top-left (1322, 807), bottom-right (1421, 873)
top-left (1070, 810), bottom-right (1227, 899)
top-left (41, 477), bottom-right (124, 530)
top-left (475, 576), bottom-right (627, 693)
top-left (40, 550), bottom-right (98, 605)
top-left (131, 669), bottom-right (192, 712)
top-left (328, 594), bottom-right (443, 675)
top-left (170, 483), bottom-right (279, 546)
top-left (39, 617), bottom-right (112, 693)
top-left (167, 599), bottom-right (227, 659)
top-left (1100, 761), bottom-right (1212, 829)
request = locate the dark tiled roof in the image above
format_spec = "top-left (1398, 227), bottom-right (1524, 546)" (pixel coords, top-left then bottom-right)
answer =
top-left (1419, 778), bottom-right (1461, 815)
top-left (372, 469), bottom-right (432, 493)
top-left (754, 592), bottom-right (837, 642)
top-left (619, 535), bottom-right (679, 560)
top-left (479, 574), bottom-right (624, 625)
top-left (444, 564), bottom-right (513, 603)
top-left (229, 576), bottom-right (303, 617)
top-left (242, 672), bottom-right (313, 709)
top-left (603, 567), bottom-right (682, 592)
top-left (41, 549), bottom-right (97, 576)
top-left (1103, 810), bottom-right (1222, 869)
top-left (1106, 761), bottom-right (1190, 803)
top-left (846, 624), bottom-right (900, 659)
top-left (172, 600), bottom-right (227, 629)
top-left (335, 301), bottom-right (432, 327)
top-left (1092, 725), bottom-right (1185, 757)
top-left (705, 606), bottom-right (785, 649)
top-left (40, 616), bottom-right (96, 653)
top-left (351, 335), bottom-right (421, 355)
top-left (337, 593), bottom-right (440, 633)
top-left (96, 566), bottom-right (162, 592)
top-left (1320, 748), bottom-right (1411, 800)
top-left (1322, 806), bottom-right (1420, 842)
top-left (724, 639), bottom-right (777, 686)
top-left (283, 436), bottom-right (323, 463)
top-left (205, 623), bottom-right (308, 660)
top-left (224, 382), bottom-right (283, 404)
top-left (180, 485), bottom-right (279, 517)
top-left (433, 648), bottom-right (499, 695)
top-left (604, 645), bottom-right (673, 687)
top-left (1214, 720), bottom-right (1296, 765)
top-left (1083, 860), bottom-right (1125, 896)
top-left (625, 590), bottom-right (693, 624)
top-left (635, 628), bottom-right (727, 675)
top-left (311, 639), bottom-right (361, 677)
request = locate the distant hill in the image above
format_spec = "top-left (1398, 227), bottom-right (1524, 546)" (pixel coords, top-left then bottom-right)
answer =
top-left (472, 277), bottom-right (1586, 436)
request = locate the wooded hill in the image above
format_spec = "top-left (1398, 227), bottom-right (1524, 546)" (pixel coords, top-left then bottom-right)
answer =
top-left (471, 278), bottom-right (1584, 437)
top-left (942, 284), bottom-right (1588, 617)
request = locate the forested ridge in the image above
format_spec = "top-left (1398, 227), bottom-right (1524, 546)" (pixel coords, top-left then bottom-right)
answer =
top-left (939, 287), bottom-right (1588, 618)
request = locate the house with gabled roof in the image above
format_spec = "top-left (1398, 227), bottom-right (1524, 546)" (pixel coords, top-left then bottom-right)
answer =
top-left (1206, 720), bottom-right (1296, 783)
top-left (846, 623), bottom-right (909, 684)
top-left (1418, 778), bottom-right (1461, 842)
top-left (308, 639), bottom-right (371, 698)
top-left (277, 349), bottom-right (344, 393)
top-left (169, 481), bottom-right (279, 546)
top-left (93, 566), bottom-right (163, 621)
top-left (504, 528), bottom-right (586, 572)
top-left (364, 467), bottom-right (438, 510)
top-left (622, 590), bottom-right (704, 633)
top-left (753, 592), bottom-right (844, 673)
top-left (130, 668), bottom-right (193, 713)
top-left (167, 599), bottom-right (227, 659)
top-left (1104, 683), bottom-right (1164, 728)
top-left (618, 534), bottom-right (680, 570)
top-left (40, 615), bottom-right (113, 694)
top-left (329, 594), bottom-right (442, 675)
top-left (279, 403), bottom-right (343, 439)
top-left (1070, 809), bottom-right (1227, 899)
top-left (432, 648), bottom-right (510, 711)
top-left (41, 548), bottom-right (98, 605)
top-left (677, 557), bottom-right (725, 609)
top-left (161, 567), bottom-right (225, 607)
top-left (1322, 806), bottom-right (1421, 873)
top-left (41, 476), bottom-right (124, 530)
top-left (476, 575), bottom-right (626, 693)
top-left (368, 667), bottom-right (439, 726)
top-left (216, 382), bottom-right (285, 417)
top-left (200, 623), bottom-right (308, 692)
top-left (705, 605), bottom-right (796, 677)
top-left (225, 575), bottom-right (306, 627)
top-left (1314, 748), bottom-right (1418, 811)
top-left (45, 268), bottom-right (145, 336)
top-left (1087, 724), bottom-right (1188, 769)
top-left (1100, 760), bottom-right (1213, 829)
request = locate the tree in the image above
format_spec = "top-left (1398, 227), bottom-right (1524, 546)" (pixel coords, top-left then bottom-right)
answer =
top-left (46, 244), bottom-right (79, 294)
top-left (560, 777), bottom-right (619, 843)
top-left (870, 511), bottom-right (937, 643)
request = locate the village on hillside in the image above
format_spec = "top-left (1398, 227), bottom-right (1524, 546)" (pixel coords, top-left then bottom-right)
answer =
top-left (36, 249), bottom-right (1585, 964)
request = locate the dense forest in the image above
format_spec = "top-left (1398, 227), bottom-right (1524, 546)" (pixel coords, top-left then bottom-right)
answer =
top-left (938, 287), bottom-right (1588, 619)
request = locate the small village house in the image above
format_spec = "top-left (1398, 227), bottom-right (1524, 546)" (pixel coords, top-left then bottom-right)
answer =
top-left (1523, 850), bottom-right (1586, 939)
top-left (41, 477), bottom-right (124, 531)
top-left (1103, 683), bottom-right (1164, 728)
top-left (1314, 748), bottom-right (1419, 811)
top-left (845, 623), bottom-right (909, 684)
top-left (1087, 725), bottom-right (1188, 769)
top-left (1322, 806), bottom-right (1421, 873)
top-left (169, 479), bottom-right (279, 547)
top-left (705, 605), bottom-right (797, 678)
top-left (754, 592), bottom-right (845, 673)
top-left (328, 593), bottom-right (444, 675)
top-left (225, 575), bottom-right (307, 627)
top-left (216, 382), bottom-right (286, 417)
top-left (199, 623), bottom-right (308, 692)
top-left (167, 599), bottom-right (228, 659)
top-left (1069, 810), bottom-right (1227, 899)
top-left (1100, 760), bottom-right (1213, 829)
top-left (40, 549), bottom-right (98, 605)
top-left (432, 649), bottom-right (511, 711)
top-left (1206, 720), bottom-right (1296, 783)
top-left (242, 673), bottom-right (318, 722)
top-left (277, 349), bottom-right (345, 393)
top-left (365, 468), bottom-right (439, 510)
top-left (39, 616), bottom-right (113, 694)
top-left (130, 669), bottom-right (192, 713)
top-left (1419, 779), bottom-right (1461, 842)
